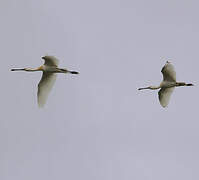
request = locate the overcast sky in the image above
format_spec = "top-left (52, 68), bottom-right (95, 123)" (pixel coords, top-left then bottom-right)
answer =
top-left (1, 0), bottom-right (199, 179)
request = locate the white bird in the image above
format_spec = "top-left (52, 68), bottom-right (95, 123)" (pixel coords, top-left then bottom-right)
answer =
top-left (11, 55), bottom-right (79, 107)
top-left (138, 61), bottom-right (193, 107)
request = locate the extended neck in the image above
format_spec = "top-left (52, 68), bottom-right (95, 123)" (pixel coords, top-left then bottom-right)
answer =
top-left (138, 85), bottom-right (160, 90)
top-left (11, 67), bottom-right (43, 72)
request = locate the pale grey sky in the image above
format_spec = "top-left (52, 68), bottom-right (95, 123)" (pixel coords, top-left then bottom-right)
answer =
top-left (1, 0), bottom-right (199, 180)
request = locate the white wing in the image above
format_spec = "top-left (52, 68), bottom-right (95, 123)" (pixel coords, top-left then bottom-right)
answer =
top-left (161, 62), bottom-right (176, 82)
top-left (158, 87), bottom-right (175, 107)
top-left (37, 72), bottom-right (57, 107)
top-left (42, 56), bottom-right (59, 67)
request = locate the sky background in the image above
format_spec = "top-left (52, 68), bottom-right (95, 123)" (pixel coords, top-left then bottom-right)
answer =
top-left (1, 0), bottom-right (199, 179)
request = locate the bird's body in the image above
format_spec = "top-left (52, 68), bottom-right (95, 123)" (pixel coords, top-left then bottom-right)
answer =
top-left (11, 55), bottom-right (79, 107)
top-left (138, 61), bottom-right (193, 107)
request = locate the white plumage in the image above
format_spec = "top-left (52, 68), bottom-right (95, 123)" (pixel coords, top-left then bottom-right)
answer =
top-left (138, 61), bottom-right (193, 107)
top-left (11, 55), bottom-right (79, 107)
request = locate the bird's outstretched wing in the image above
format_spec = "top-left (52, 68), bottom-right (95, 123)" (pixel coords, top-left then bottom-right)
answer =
top-left (158, 87), bottom-right (174, 107)
top-left (37, 72), bottom-right (57, 107)
top-left (161, 62), bottom-right (176, 82)
top-left (42, 56), bottom-right (59, 67)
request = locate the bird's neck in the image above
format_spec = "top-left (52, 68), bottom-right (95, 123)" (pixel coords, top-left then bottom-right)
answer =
top-left (25, 66), bottom-right (43, 72)
top-left (138, 85), bottom-right (160, 90)
top-left (150, 86), bottom-right (160, 90)
top-left (25, 68), bottom-right (40, 72)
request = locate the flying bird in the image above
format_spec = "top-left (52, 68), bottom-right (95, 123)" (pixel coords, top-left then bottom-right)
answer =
top-left (11, 55), bottom-right (79, 107)
top-left (138, 61), bottom-right (193, 107)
